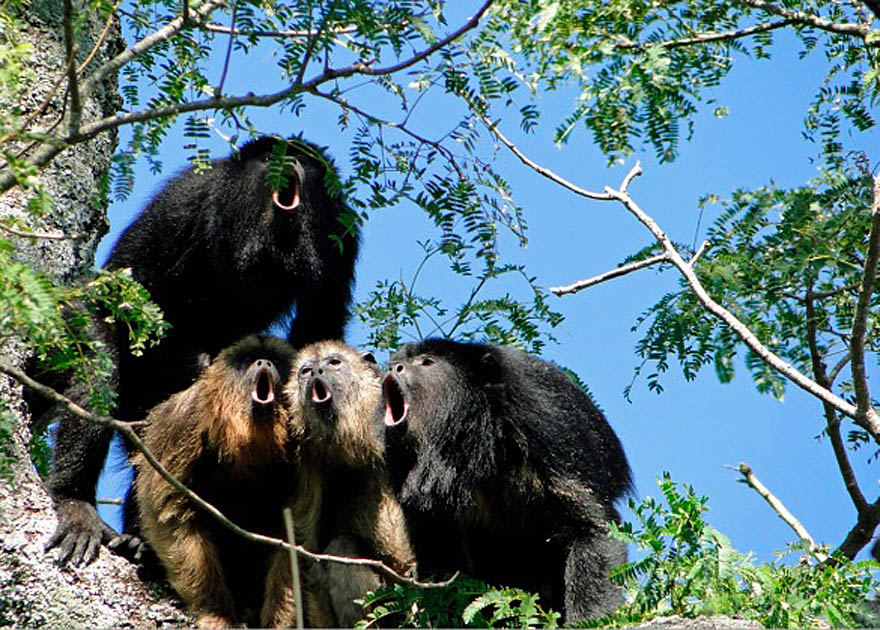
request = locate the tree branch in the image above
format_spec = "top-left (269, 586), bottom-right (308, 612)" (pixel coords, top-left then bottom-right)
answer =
top-left (612, 18), bottom-right (798, 51)
top-left (62, 0), bottom-right (82, 135)
top-left (551, 253), bottom-right (670, 296)
top-left (849, 171), bottom-right (880, 435)
top-left (804, 287), bottom-right (868, 512)
top-left (734, 0), bottom-right (876, 39)
top-left (77, 0), bottom-right (123, 75)
top-left (0, 360), bottom-right (450, 589)
top-left (483, 117), bottom-right (611, 201)
top-left (301, 0), bottom-right (494, 82)
top-left (733, 462), bottom-right (828, 562)
top-left (0, 0), bottom-right (491, 196)
top-left (485, 121), bottom-right (880, 440)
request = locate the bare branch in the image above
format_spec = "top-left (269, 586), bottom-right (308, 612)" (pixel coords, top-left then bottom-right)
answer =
top-left (733, 462), bottom-right (828, 562)
top-left (487, 127), bottom-right (879, 439)
top-left (200, 22), bottom-right (358, 38)
top-left (804, 287), bottom-right (868, 512)
top-left (282, 509), bottom-right (305, 630)
top-left (604, 182), bottom-right (878, 437)
top-left (302, 0), bottom-right (494, 82)
top-left (828, 350), bottom-right (852, 384)
top-left (849, 172), bottom-right (880, 434)
top-left (483, 118), bottom-right (611, 201)
top-left (0, 222), bottom-right (77, 241)
top-left (215, 1), bottom-right (238, 96)
top-left (77, 0), bottom-right (123, 75)
top-left (734, 0), bottom-right (876, 38)
top-left (551, 253), bottom-right (670, 296)
top-left (0, 360), bottom-right (450, 589)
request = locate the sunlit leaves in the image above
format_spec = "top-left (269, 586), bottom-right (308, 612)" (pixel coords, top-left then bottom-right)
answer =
top-left (630, 163), bottom-right (878, 400)
top-left (601, 474), bottom-right (879, 628)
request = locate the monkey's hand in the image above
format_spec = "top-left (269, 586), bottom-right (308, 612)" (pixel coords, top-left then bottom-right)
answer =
top-left (45, 499), bottom-right (116, 566)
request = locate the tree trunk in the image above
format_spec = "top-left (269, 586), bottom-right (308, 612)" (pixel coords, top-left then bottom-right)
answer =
top-left (0, 4), bottom-right (191, 626)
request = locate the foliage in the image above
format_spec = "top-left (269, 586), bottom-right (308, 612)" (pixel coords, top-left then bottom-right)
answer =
top-left (357, 242), bottom-right (562, 353)
top-left (599, 474), bottom-right (879, 628)
top-left (467, 0), bottom-right (880, 165)
top-left (0, 246), bottom-right (168, 415)
top-left (0, 410), bottom-right (15, 483)
top-left (356, 475), bottom-right (877, 629)
top-left (356, 575), bottom-right (559, 628)
top-left (629, 161), bottom-right (878, 404)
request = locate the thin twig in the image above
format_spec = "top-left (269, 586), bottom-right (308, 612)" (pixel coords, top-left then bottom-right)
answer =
top-left (302, 0), bottom-right (494, 84)
top-left (0, 223), bottom-right (77, 241)
top-left (551, 253), bottom-right (670, 296)
top-left (77, 0), bottom-right (123, 75)
top-left (215, 1), bottom-right (238, 96)
top-left (804, 286), bottom-right (867, 512)
top-left (282, 508), bottom-right (305, 630)
top-left (484, 117), bottom-right (611, 201)
top-left (0, 360), bottom-right (452, 588)
top-left (612, 18), bottom-right (798, 51)
top-left (732, 462), bottom-right (828, 562)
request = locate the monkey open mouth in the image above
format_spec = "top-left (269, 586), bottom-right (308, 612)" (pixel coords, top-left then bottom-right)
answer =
top-left (272, 178), bottom-right (301, 211)
top-left (382, 375), bottom-right (408, 426)
top-left (252, 366), bottom-right (276, 405)
top-left (311, 377), bottom-right (332, 405)
top-left (271, 161), bottom-right (305, 211)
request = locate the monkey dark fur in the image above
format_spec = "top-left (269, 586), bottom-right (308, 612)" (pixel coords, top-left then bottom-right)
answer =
top-left (379, 338), bottom-right (632, 622)
top-left (41, 135), bottom-right (359, 565)
top-left (282, 340), bottom-right (414, 627)
top-left (134, 335), bottom-right (300, 628)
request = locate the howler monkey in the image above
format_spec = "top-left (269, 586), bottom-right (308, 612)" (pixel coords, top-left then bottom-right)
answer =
top-left (281, 340), bottom-right (414, 627)
top-left (40, 135), bottom-right (359, 565)
top-left (133, 335), bottom-right (300, 628)
top-left (378, 338), bottom-right (632, 622)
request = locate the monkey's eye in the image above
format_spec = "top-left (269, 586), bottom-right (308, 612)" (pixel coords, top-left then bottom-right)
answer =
top-left (299, 366), bottom-right (313, 377)
top-left (420, 357), bottom-right (435, 367)
top-left (328, 357), bottom-right (343, 367)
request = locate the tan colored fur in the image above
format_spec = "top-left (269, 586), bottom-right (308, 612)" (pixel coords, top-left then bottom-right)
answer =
top-left (270, 340), bottom-right (415, 627)
top-left (133, 336), bottom-right (304, 628)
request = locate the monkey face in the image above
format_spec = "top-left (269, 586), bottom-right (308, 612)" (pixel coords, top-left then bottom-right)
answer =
top-left (212, 335), bottom-right (295, 423)
top-left (244, 357), bottom-right (283, 420)
top-left (236, 136), bottom-right (335, 221)
top-left (379, 339), bottom-right (507, 501)
top-left (288, 341), bottom-right (382, 467)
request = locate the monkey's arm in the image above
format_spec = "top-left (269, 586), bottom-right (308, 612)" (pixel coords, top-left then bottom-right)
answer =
top-left (45, 382), bottom-right (120, 564)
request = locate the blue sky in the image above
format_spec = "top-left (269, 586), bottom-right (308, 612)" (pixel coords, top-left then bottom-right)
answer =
top-left (94, 10), bottom-right (880, 566)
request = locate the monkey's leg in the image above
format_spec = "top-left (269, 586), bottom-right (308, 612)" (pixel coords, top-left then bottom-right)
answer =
top-left (320, 534), bottom-right (380, 627)
top-left (158, 524), bottom-right (238, 628)
top-left (260, 550), bottom-right (298, 628)
top-left (563, 533), bottom-right (627, 623)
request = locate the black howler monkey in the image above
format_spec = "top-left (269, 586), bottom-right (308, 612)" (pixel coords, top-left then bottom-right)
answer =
top-left (378, 338), bottom-right (632, 622)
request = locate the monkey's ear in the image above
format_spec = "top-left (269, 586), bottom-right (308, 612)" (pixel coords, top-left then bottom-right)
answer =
top-left (478, 351), bottom-right (504, 385)
top-left (197, 352), bottom-right (212, 373)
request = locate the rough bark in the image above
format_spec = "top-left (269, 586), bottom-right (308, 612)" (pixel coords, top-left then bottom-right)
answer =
top-left (0, 3), bottom-right (192, 626)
